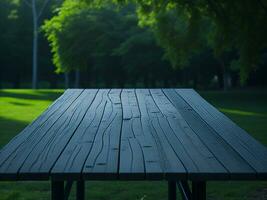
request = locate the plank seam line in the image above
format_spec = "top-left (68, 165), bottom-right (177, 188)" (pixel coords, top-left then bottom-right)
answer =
top-left (52, 90), bottom-right (103, 176)
top-left (89, 90), bottom-right (119, 171)
top-left (134, 89), bottom-right (147, 178)
top-left (195, 94), bottom-right (267, 161)
top-left (117, 89), bottom-right (123, 179)
top-left (12, 90), bottom-right (84, 177)
top-left (150, 92), bottom-right (199, 171)
top-left (64, 145), bottom-right (82, 172)
top-left (137, 89), bottom-right (172, 176)
top-left (48, 89), bottom-right (99, 177)
top-left (174, 89), bottom-right (258, 174)
top-left (37, 103), bottom-right (83, 171)
top-left (61, 88), bottom-right (110, 174)
top-left (159, 89), bottom-right (228, 173)
top-left (73, 89), bottom-right (109, 169)
top-left (129, 118), bottom-right (135, 172)
top-left (149, 89), bottom-right (189, 176)
top-left (162, 89), bottom-right (230, 176)
top-left (29, 92), bottom-right (85, 171)
top-left (0, 90), bottom-right (73, 166)
top-left (163, 89), bottom-right (240, 176)
top-left (128, 138), bottom-right (134, 172)
top-left (78, 90), bottom-right (109, 177)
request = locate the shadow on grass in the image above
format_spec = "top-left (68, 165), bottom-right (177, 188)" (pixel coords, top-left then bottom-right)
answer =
top-left (0, 115), bottom-right (51, 200)
top-left (0, 116), bottom-right (29, 148)
top-left (0, 90), bottom-right (63, 102)
top-left (8, 102), bottom-right (32, 107)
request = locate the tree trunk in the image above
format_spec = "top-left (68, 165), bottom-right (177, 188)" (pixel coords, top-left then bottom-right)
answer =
top-left (223, 71), bottom-right (232, 91)
top-left (64, 72), bottom-right (69, 88)
top-left (74, 70), bottom-right (80, 88)
top-left (217, 69), bottom-right (224, 89)
top-left (32, 0), bottom-right (38, 89)
top-left (219, 58), bottom-right (232, 91)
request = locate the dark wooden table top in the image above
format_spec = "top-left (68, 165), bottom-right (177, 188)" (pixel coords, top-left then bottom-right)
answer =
top-left (0, 89), bottom-right (267, 181)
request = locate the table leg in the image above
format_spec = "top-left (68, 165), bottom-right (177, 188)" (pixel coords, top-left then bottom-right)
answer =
top-left (51, 181), bottom-right (64, 200)
top-left (76, 180), bottom-right (85, 200)
top-left (177, 181), bottom-right (192, 200)
top-left (192, 181), bottom-right (206, 200)
top-left (168, 181), bottom-right (176, 200)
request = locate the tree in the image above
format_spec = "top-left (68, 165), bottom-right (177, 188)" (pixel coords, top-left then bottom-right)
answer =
top-left (84, 0), bottom-right (267, 86)
top-left (0, 0), bottom-right (19, 88)
top-left (137, 0), bottom-right (267, 85)
top-left (23, 0), bottom-right (52, 89)
top-left (43, 1), bottom-right (127, 87)
top-left (42, 1), bottom-right (177, 87)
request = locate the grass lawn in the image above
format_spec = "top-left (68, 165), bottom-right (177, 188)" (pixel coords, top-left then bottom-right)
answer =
top-left (0, 89), bottom-right (266, 200)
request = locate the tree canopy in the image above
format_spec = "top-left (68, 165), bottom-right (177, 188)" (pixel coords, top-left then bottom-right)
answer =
top-left (83, 0), bottom-right (267, 83)
top-left (43, 1), bottom-right (181, 87)
top-left (1, 0), bottom-right (267, 88)
top-left (144, 0), bottom-right (267, 83)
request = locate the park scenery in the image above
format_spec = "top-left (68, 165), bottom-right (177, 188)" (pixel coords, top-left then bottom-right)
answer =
top-left (0, 0), bottom-right (267, 200)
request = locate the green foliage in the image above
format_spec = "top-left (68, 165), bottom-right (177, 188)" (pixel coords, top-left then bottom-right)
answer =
top-left (2, 0), bottom-right (267, 88)
top-left (43, 0), bottom-right (88, 72)
top-left (0, 0), bottom-right (61, 88)
top-left (43, 1), bottom-right (178, 87)
top-left (43, 1), bottom-right (126, 73)
top-left (86, 0), bottom-right (267, 83)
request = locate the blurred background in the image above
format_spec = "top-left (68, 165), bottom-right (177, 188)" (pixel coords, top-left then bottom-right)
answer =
top-left (0, 0), bottom-right (266, 90)
top-left (0, 0), bottom-right (267, 199)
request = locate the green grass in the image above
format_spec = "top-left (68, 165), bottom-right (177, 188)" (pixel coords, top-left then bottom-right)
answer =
top-left (0, 89), bottom-right (266, 200)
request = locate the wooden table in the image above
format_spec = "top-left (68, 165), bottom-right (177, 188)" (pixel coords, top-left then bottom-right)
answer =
top-left (0, 89), bottom-right (267, 200)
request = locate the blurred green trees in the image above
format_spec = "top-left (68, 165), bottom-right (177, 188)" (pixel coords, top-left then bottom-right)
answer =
top-left (130, 0), bottom-right (267, 84)
top-left (42, 1), bottom-right (178, 87)
top-left (0, 0), bottom-right (267, 89)
top-left (101, 0), bottom-right (266, 89)
top-left (0, 0), bottom-right (61, 88)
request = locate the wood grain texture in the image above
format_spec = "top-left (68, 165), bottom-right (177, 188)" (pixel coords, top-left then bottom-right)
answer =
top-left (119, 89), bottom-right (145, 179)
top-left (150, 89), bottom-right (227, 180)
top-left (82, 89), bottom-right (122, 180)
top-left (176, 89), bottom-right (267, 179)
top-left (52, 89), bottom-right (107, 180)
top-left (164, 89), bottom-right (257, 180)
top-left (0, 89), bottom-right (83, 180)
top-left (135, 89), bottom-right (186, 179)
top-left (18, 89), bottom-right (98, 179)
top-left (1, 88), bottom-right (267, 181)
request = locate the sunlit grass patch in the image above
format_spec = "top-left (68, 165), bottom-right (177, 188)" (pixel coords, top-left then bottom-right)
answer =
top-left (0, 89), bottom-right (63, 122)
top-left (219, 108), bottom-right (267, 117)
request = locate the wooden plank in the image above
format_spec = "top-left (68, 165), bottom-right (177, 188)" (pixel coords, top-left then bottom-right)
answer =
top-left (135, 89), bottom-right (167, 178)
top-left (0, 89), bottom-right (83, 180)
top-left (17, 90), bottom-right (98, 179)
top-left (120, 90), bottom-right (165, 178)
top-left (0, 90), bottom-right (74, 163)
top-left (119, 89), bottom-right (148, 179)
top-left (176, 89), bottom-right (267, 179)
top-left (82, 89), bottom-right (123, 179)
top-left (51, 89), bottom-right (109, 180)
top-left (150, 89), bottom-right (228, 180)
top-left (163, 89), bottom-right (256, 180)
top-left (135, 89), bottom-right (186, 180)
top-left (1, 88), bottom-right (265, 181)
